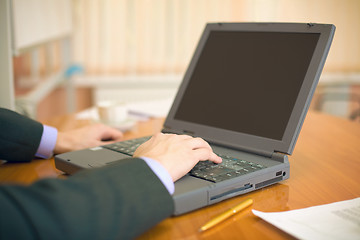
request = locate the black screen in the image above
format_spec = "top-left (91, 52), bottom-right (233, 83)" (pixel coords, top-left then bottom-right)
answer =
top-left (174, 31), bottom-right (320, 140)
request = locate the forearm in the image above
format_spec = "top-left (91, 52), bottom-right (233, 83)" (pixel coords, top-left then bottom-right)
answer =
top-left (0, 158), bottom-right (174, 240)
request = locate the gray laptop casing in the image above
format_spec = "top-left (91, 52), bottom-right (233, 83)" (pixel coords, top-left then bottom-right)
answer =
top-left (55, 22), bottom-right (335, 215)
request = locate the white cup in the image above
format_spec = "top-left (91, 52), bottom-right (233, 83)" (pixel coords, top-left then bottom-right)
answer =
top-left (97, 101), bottom-right (128, 124)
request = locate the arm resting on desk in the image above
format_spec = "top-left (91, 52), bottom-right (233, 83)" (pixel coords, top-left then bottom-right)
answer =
top-left (0, 158), bottom-right (174, 240)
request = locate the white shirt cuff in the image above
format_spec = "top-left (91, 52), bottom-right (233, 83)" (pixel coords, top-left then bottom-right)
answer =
top-left (35, 125), bottom-right (58, 159)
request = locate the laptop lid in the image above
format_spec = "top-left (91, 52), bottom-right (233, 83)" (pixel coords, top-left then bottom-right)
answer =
top-left (164, 22), bottom-right (335, 157)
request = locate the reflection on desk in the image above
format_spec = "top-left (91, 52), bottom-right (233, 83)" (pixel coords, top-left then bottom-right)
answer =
top-left (0, 111), bottom-right (359, 240)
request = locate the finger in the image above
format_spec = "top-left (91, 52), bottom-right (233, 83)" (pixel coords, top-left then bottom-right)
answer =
top-left (192, 148), bottom-right (222, 163)
top-left (209, 152), bottom-right (223, 163)
top-left (98, 139), bottom-right (117, 145)
top-left (149, 132), bottom-right (168, 142)
top-left (176, 134), bottom-right (193, 140)
top-left (189, 138), bottom-right (222, 163)
top-left (186, 137), bottom-right (212, 150)
top-left (160, 133), bottom-right (192, 142)
top-left (152, 133), bottom-right (191, 145)
top-left (100, 127), bottom-right (123, 141)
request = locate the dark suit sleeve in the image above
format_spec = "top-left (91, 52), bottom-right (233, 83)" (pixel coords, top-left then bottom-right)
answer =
top-left (0, 108), bottom-right (43, 162)
top-left (0, 158), bottom-right (175, 240)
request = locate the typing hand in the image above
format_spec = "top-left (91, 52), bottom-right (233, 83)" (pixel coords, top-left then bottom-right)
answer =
top-left (133, 133), bottom-right (222, 181)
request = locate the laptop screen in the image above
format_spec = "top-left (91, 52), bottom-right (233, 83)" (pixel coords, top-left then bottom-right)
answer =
top-left (174, 31), bottom-right (320, 141)
top-left (165, 23), bottom-right (335, 155)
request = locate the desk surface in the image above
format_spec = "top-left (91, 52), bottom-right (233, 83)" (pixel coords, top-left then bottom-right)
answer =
top-left (1, 111), bottom-right (359, 239)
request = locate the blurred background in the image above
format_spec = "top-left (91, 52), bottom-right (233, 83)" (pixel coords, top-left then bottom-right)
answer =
top-left (1, 0), bottom-right (360, 122)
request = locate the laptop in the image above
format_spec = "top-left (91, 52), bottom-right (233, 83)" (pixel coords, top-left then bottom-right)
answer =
top-left (55, 22), bottom-right (335, 215)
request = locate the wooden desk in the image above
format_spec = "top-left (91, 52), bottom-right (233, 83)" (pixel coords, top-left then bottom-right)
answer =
top-left (1, 111), bottom-right (359, 239)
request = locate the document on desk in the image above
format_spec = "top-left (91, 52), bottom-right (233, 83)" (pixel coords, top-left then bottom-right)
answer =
top-left (252, 198), bottom-right (360, 240)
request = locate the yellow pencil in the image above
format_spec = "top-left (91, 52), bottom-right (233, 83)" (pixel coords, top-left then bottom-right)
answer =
top-left (199, 198), bottom-right (253, 232)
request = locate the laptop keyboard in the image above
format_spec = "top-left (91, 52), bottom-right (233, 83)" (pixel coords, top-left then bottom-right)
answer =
top-left (103, 136), bottom-right (151, 156)
top-left (190, 155), bottom-right (266, 182)
top-left (103, 137), bottom-right (266, 183)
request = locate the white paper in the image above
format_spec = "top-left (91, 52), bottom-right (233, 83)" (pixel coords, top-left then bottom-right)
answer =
top-left (252, 198), bottom-right (360, 240)
top-left (76, 98), bottom-right (173, 121)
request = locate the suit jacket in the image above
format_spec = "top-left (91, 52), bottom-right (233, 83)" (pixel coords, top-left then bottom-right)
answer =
top-left (0, 108), bottom-right (43, 162)
top-left (0, 108), bottom-right (174, 239)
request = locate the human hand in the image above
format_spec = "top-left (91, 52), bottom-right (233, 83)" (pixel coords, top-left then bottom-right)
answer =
top-left (133, 133), bottom-right (222, 182)
top-left (54, 123), bottom-right (123, 154)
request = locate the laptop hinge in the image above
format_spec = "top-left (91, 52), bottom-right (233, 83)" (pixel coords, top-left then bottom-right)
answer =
top-left (162, 127), bottom-right (287, 163)
top-left (162, 127), bottom-right (196, 136)
top-left (271, 151), bottom-right (288, 163)
top-left (162, 126), bottom-right (178, 134)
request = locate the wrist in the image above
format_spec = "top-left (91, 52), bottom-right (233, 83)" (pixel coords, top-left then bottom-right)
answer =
top-left (54, 132), bottom-right (72, 154)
